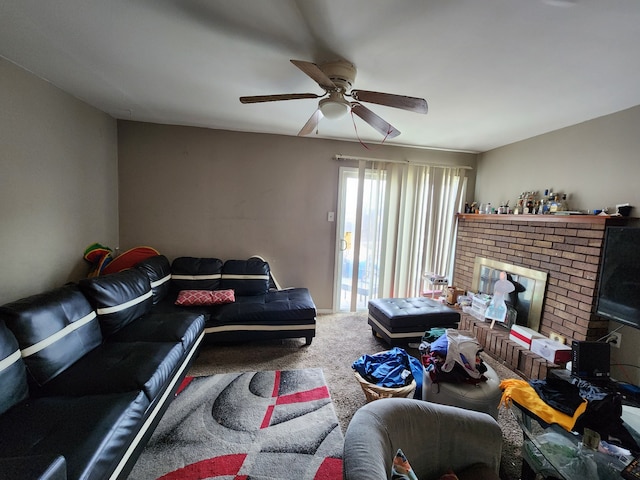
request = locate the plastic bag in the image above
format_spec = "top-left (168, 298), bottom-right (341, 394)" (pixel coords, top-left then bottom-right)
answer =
top-left (535, 431), bottom-right (599, 480)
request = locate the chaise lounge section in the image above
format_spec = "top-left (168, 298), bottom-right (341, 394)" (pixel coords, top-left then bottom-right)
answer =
top-left (138, 255), bottom-right (317, 345)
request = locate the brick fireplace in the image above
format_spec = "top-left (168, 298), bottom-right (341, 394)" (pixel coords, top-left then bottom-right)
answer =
top-left (453, 213), bottom-right (629, 378)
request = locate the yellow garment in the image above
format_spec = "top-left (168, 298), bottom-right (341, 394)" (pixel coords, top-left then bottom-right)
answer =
top-left (500, 378), bottom-right (588, 431)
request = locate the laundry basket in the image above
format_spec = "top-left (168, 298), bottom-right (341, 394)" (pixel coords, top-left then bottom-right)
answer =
top-left (354, 371), bottom-right (416, 402)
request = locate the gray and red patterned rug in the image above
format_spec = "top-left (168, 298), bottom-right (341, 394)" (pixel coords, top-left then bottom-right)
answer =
top-left (128, 368), bottom-right (344, 479)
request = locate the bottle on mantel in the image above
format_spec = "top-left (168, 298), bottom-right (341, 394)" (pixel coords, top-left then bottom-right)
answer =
top-left (538, 189), bottom-right (548, 214)
top-left (548, 193), bottom-right (568, 213)
top-left (557, 194), bottom-right (568, 212)
top-left (543, 191), bottom-right (552, 214)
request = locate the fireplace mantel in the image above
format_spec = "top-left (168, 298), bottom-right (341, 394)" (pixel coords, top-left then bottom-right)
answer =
top-left (457, 213), bottom-right (629, 225)
top-left (453, 213), bottom-right (631, 342)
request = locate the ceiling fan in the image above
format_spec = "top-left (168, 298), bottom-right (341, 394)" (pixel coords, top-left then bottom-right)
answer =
top-left (239, 59), bottom-right (428, 139)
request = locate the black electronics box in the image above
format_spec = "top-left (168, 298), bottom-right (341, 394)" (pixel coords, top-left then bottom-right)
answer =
top-left (571, 341), bottom-right (610, 380)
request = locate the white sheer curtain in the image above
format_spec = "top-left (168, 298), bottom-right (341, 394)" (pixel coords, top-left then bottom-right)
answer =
top-left (347, 161), bottom-right (387, 309)
top-left (369, 161), bottom-right (468, 299)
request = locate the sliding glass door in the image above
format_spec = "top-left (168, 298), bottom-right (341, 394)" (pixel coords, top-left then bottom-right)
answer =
top-left (334, 165), bottom-right (385, 312)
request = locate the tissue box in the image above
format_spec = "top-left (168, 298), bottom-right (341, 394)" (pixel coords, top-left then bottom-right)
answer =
top-left (471, 293), bottom-right (492, 317)
top-left (531, 338), bottom-right (572, 364)
top-left (509, 325), bottom-right (545, 349)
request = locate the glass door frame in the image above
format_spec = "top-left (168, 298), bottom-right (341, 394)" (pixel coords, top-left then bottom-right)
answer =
top-left (333, 164), bottom-right (385, 312)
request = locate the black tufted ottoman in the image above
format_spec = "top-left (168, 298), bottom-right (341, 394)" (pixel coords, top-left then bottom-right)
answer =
top-left (368, 297), bottom-right (460, 345)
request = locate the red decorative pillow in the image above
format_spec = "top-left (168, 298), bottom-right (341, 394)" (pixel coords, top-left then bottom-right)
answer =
top-left (175, 289), bottom-right (235, 306)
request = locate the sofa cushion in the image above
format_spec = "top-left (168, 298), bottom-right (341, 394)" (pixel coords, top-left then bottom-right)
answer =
top-left (107, 312), bottom-right (205, 353)
top-left (36, 340), bottom-right (184, 402)
top-left (175, 289), bottom-right (235, 306)
top-left (0, 391), bottom-right (149, 480)
top-left (220, 259), bottom-right (270, 296)
top-left (0, 320), bottom-right (28, 415)
top-left (136, 254), bottom-right (172, 304)
top-left (0, 454), bottom-right (67, 480)
top-left (0, 284), bottom-right (102, 387)
top-left (171, 257), bottom-right (223, 291)
top-left (209, 287), bottom-right (317, 324)
top-left (79, 269), bottom-right (153, 337)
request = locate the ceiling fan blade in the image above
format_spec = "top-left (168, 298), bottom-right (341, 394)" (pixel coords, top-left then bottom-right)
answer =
top-left (350, 90), bottom-right (428, 114)
top-left (351, 103), bottom-right (401, 139)
top-left (298, 109), bottom-right (323, 136)
top-left (290, 60), bottom-right (337, 91)
top-left (240, 93), bottom-right (321, 104)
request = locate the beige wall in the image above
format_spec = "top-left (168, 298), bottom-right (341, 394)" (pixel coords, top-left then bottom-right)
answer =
top-left (475, 105), bottom-right (640, 213)
top-left (0, 58), bottom-right (118, 305)
top-left (117, 121), bottom-right (477, 311)
top-left (476, 105), bottom-right (640, 384)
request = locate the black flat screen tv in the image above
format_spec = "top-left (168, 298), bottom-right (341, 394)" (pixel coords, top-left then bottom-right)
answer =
top-left (596, 226), bottom-right (640, 330)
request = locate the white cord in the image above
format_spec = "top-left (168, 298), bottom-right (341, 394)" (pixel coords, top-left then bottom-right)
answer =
top-left (249, 254), bottom-right (283, 290)
top-left (596, 324), bottom-right (624, 342)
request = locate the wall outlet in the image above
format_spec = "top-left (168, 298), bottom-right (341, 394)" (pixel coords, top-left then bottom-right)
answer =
top-left (549, 332), bottom-right (565, 344)
top-left (608, 332), bottom-right (622, 348)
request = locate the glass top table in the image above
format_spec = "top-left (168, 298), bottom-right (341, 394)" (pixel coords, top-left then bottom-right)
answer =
top-left (512, 401), bottom-right (640, 480)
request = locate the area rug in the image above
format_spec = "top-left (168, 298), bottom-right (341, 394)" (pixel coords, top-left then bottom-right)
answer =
top-left (128, 368), bottom-right (344, 480)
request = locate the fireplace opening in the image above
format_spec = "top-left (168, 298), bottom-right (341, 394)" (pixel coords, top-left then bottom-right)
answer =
top-left (471, 257), bottom-right (548, 332)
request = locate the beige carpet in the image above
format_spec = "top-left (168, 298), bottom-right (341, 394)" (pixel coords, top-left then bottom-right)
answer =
top-left (189, 312), bottom-right (524, 479)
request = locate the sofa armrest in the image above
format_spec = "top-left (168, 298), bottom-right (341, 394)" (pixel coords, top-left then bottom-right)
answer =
top-left (0, 454), bottom-right (67, 480)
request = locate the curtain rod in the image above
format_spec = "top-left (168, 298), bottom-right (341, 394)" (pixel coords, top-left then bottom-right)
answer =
top-left (333, 154), bottom-right (474, 170)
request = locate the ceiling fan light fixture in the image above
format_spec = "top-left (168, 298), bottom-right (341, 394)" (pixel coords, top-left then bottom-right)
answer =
top-left (241, 59), bottom-right (424, 138)
top-left (319, 95), bottom-right (350, 119)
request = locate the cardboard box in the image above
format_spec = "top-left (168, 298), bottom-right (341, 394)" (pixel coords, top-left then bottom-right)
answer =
top-left (509, 325), bottom-right (545, 349)
top-left (531, 338), bottom-right (572, 364)
top-left (446, 286), bottom-right (465, 305)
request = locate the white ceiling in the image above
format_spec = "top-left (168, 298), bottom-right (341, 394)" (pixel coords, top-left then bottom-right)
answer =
top-left (1, 0), bottom-right (640, 153)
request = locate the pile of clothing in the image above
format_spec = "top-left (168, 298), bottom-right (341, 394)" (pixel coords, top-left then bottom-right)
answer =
top-left (352, 347), bottom-right (423, 399)
top-left (420, 329), bottom-right (488, 386)
top-left (501, 375), bottom-right (639, 454)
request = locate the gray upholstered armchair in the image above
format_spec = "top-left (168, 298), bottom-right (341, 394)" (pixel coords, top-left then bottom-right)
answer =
top-left (343, 398), bottom-right (503, 480)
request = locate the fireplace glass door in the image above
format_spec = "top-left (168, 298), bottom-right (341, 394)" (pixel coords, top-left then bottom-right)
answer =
top-left (472, 257), bottom-right (548, 332)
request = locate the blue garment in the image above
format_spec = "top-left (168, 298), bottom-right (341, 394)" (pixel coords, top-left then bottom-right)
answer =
top-left (352, 347), bottom-right (423, 399)
top-left (429, 333), bottom-right (449, 355)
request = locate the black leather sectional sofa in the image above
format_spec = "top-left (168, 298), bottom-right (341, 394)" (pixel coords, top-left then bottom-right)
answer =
top-left (0, 267), bottom-right (205, 480)
top-left (0, 254), bottom-right (316, 480)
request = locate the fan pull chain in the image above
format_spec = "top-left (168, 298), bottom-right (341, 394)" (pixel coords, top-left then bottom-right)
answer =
top-left (350, 110), bottom-right (392, 149)
top-left (351, 110), bottom-right (371, 150)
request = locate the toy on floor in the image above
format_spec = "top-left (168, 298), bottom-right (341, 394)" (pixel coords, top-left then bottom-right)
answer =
top-left (84, 243), bottom-right (159, 277)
